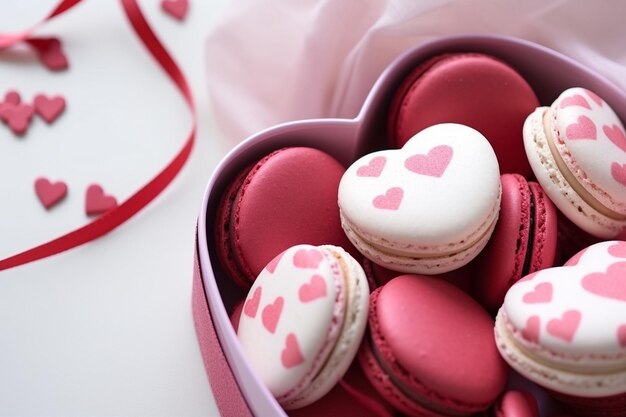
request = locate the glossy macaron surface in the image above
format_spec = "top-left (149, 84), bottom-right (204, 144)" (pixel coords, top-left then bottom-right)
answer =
top-left (388, 53), bottom-right (539, 177)
top-left (361, 275), bottom-right (508, 415)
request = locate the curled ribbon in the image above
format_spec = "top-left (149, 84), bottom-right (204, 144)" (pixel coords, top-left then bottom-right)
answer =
top-left (0, 0), bottom-right (196, 271)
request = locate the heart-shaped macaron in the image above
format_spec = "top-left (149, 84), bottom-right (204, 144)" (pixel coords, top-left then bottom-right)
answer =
top-left (524, 87), bottom-right (626, 238)
top-left (237, 244), bottom-right (369, 410)
top-left (33, 94), bottom-right (66, 123)
top-left (338, 123), bottom-right (501, 274)
top-left (34, 177), bottom-right (68, 209)
top-left (495, 240), bottom-right (626, 399)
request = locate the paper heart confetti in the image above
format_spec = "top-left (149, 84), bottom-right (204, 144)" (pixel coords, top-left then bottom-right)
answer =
top-left (34, 177), bottom-right (68, 209)
top-left (33, 94), bottom-right (66, 123)
top-left (2, 103), bottom-right (35, 135)
top-left (161, 0), bottom-right (189, 21)
top-left (565, 115), bottom-right (596, 140)
top-left (26, 37), bottom-right (69, 71)
top-left (85, 184), bottom-right (118, 216)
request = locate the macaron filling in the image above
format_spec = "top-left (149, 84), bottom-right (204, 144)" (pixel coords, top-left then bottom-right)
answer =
top-left (542, 109), bottom-right (626, 222)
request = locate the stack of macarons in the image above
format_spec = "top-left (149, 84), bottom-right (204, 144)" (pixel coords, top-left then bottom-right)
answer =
top-left (211, 51), bottom-right (626, 416)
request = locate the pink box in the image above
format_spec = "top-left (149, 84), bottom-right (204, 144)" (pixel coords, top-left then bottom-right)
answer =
top-left (192, 35), bottom-right (626, 417)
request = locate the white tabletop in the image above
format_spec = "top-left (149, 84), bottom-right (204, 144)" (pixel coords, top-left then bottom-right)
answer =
top-left (0, 1), bottom-right (229, 415)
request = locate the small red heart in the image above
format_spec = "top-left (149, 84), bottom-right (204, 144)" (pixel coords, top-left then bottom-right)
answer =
top-left (161, 0), bottom-right (189, 21)
top-left (1, 103), bottom-right (34, 136)
top-left (293, 248), bottom-right (323, 269)
top-left (546, 310), bottom-right (581, 343)
top-left (34, 94), bottom-right (66, 124)
top-left (357, 156), bottom-right (386, 177)
top-left (85, 184), bottom-right (118, 216)
top-left (522, 282), bottom-right (553, 304)
top-left (34, 177), bottom-right (68, 209)
top-left (521, 315), bottom-right (540, 343)
top-left (604, 124), bottom-right (626, 153)
top-left (404, 145), bottom-right (453, 177)
top-left (243, 287), bottom-right (262, 318)
top-left (372, 187), bottom-right (403, 210)
top-left (26, 37), bottom-right (69, 71)
top-left (261, 296), bottom-right (283, 334)
top-left (565, 115), bottom-right (596, 140)
top-left (299, 274), bottom-right (327, 302)
top-left (281, 333), bottom-right (305, 368)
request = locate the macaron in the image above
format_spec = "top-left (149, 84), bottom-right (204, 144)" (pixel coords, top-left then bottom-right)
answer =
top-left (492, 390), bottom-right (539, 417)
top-left (473, 173), bottom-right (558, 313)
top-left (338, 123), bottom-right (501, 274)
top-left (237, 244), bottom-right (369, 410)
top-left (494, 240), bottom-right (626, 416)
top-left (523, 87), bottom-right (626, 239)
top-left (215, 147), bottom-right (355, 288)
top-left (359, 274), bottom-right (508, 416)
top-left (388, 52), bottom-right (539, 177)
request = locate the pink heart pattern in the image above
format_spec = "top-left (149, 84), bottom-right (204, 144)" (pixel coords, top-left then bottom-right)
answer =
top-left (244, 287), bottom-right (262, 318)
top-left (522, 282), bottom-right (552, 304)
top-left (404, 145), bottom-right (453, 177)
top-left (293, 248), bottom-right (323, 269)
top-left (372, 187), bottom-right (403, 210)
top-left (262, 296), bottom-right (284, 334)
top-left (586, 89), bottom-right (603, 107)
top-left (604, 124), bottom-right (626, 153)
top-left (357, 156), bottom-right (386, 177)
top-left (281, 333), bottom-right (305, 368)
top-left (560, 94), bottom-right (590, 109)
top-left (611, 162), bottom-right (626, 188)
top-left (565, 115), bottom-right (597, 140)
top-left (299, 275), bottom-right (327, 302)
top-left (581, 261), bottom-right (626, 302)
top-left (547, 310), bottom-right (581, 342)
top-left (503, 241), bottom-right (626, 361)
top-left (34, 177), bottom-right (68, 209)
top-left (265, 251), bottom-right (285, 273)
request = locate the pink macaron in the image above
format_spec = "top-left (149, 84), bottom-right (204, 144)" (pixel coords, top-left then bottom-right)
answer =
top-left (523, 87), bottom-right (626, 239)
top-left (359, 274), bottom-right (508, 416)
top-left (388, 52), bottom-right (539, 177)
top-left (214, 147), bottom-right (355, 288)
top-left (492, 390), bottom-right (539, 417)
top-left (472, 173), bottom-right (558, 313)
top-left (495, 240), bottom-right (626, 417)
top-left (237, 244), bottom-right (370, 410)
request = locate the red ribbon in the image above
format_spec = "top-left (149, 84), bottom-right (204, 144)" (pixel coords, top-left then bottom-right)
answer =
top-left (0, 0), bottom-right (196, 271)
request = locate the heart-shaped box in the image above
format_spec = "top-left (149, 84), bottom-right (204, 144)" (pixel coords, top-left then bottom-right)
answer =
top-left (193, 35), bottom-right (626, 417)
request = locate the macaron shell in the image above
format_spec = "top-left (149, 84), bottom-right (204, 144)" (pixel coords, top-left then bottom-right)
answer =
top-left (362, 275), bottom-right (508, 415)
top-left (237, 245), bottom-right (345, 401)
top-left (524, 107), bottom-right (626, 238)
top-left (496, 240), bottom-right (626, 397)
top-left (494, 390), bottom-right (539, 417)
top-left (388, 53), bottom-right (539, 177)
top-left (339, 123), bottom-right (501, 272)
top-left (551, 88), bottom-right (626, 212)
top-left (227, 147), bottom-right (354, 284)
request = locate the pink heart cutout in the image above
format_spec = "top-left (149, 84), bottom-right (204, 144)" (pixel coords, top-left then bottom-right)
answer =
top-left (27, 38), bottom-right (69, 71)
top-left (243, 287), bottom-right (262, 318)
top-left (161, 0), bottom-right (189, 21)
top-left (586, 89), bottom-right (603, 107)
top-left (281, 333), bottom-right (305, 369)
top-left (404, 144), bottom-right (453, 177)
top-left (581, 261), bottom-right (626, 302)
top-left (372, 187), bottom-right (403, 210)
top-left (618, 325), bottom-right (626, 348)
top-left (546, 310), bottom-right (581, 342)
top-left (604, 124), bottom-right (626, 153)
top-left (293, 248), bottom-right (323, 269)
top-left (265, 251), bottom-right (284, 273)
top-left (560, 94), bottom-right (590, 109)
top-left (298, 274), bottom-right (327, 302)
top-left (1, 103), bottom-right (35, 136)
top-left (4, 90), bottom-right (20, 105)
top-left (85, 184), bottom-right (118, 216)
top-left (34, 177), bottom-right (68, 209)
top-left (261, 296), bottom-right (283, 334)
top-left (521, 316), bottom-right (540, 343)
top-left (611, 162), bottom-right (626, 188)
top-left (608, 242), bottom-right (626, 258)
top-left (357, 156), bottom-right (386, 177)
top-left (522, 282), bottom-right (553, 304)
top-left (34, 94), bottom-right (66, 124)
top-left (565, 115), bottom-right (597, 140)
